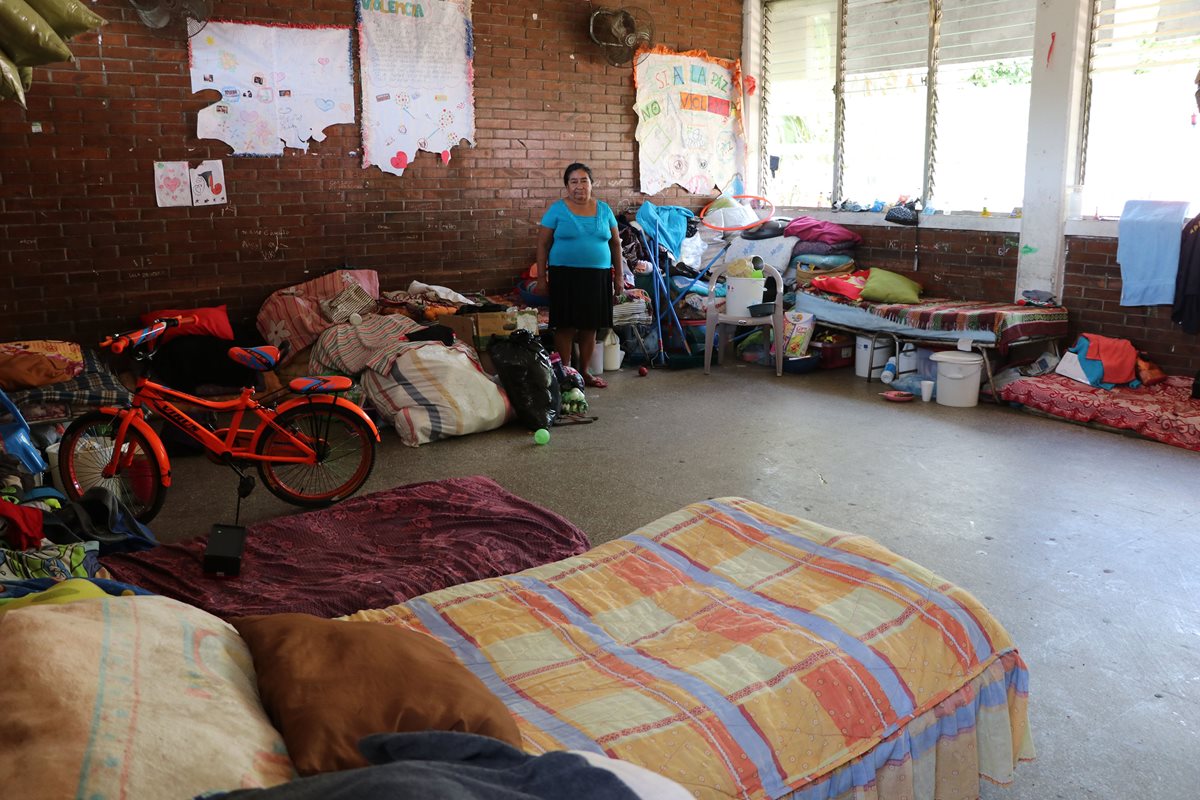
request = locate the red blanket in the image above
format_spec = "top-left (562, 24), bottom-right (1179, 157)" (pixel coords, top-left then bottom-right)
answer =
top-left (999, 374), bottom-right (1200, 452)
top-left (102, 477), bottom-right (591, 619)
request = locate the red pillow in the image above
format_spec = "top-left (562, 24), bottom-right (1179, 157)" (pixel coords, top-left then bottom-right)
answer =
top-left (140, 305), bottom-right (234, 346)
top-left (811, 269), bottom-right (871, 301)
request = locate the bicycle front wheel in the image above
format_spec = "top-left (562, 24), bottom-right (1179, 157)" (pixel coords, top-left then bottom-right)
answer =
top-left (59, 411), bottom-right (168, 523)
top-left (255, 404), bottom-right (376, 508)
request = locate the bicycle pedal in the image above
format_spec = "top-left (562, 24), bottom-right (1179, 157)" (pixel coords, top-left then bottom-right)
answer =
top-left (237, 475), bottom-right (256, 498)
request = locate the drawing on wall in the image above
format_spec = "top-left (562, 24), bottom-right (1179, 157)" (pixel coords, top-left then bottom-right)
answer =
top-left (154, 160), bottom-right (228, 207)
top-left (359, 0), bottom-right (476, 177)
top-left (634, 47), bottom-right (746, 196)
top-left (190, 160), bottom-right (227, 205)
top-left (189, 21), bottom-right (354, 156)
top-left (154, 161), bottom-right (192, 207)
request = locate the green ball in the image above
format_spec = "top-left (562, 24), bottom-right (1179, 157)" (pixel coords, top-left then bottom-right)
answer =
top-left (534, 428), bottom-right (550, 445)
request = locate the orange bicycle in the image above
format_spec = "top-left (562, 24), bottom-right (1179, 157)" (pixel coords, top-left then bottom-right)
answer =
top-left (58, 316), bottom-right (380, 523)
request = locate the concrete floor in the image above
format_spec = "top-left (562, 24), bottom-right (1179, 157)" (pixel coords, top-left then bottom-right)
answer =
top-left (150, 362), bottom-right (1200, 799)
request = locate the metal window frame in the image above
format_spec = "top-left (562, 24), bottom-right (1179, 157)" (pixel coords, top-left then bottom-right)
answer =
top-left (761, 0), bottom-right (944, 207)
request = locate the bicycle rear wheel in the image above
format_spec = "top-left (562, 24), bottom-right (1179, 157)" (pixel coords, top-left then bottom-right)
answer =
top-left (59, 411), bottom-right (168, 524)
top-left (255, 404), bottom-right (375, 507)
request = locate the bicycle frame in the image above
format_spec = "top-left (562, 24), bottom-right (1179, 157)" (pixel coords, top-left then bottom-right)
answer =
top-left (98, 376), bottom-right (326, 481)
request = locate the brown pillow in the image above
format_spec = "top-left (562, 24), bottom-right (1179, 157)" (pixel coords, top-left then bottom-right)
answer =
top-left (231, 613), bottom-right (523, 775)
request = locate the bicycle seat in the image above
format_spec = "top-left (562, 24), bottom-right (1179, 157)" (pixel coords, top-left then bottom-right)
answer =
top-left (289, 376), bottom-right (354, 394)
top-left (228, 346), bottom-right (280, 371)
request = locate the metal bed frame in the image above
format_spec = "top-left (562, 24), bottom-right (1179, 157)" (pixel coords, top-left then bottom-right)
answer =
top-left (813, 320), bottom-right (1063, 401)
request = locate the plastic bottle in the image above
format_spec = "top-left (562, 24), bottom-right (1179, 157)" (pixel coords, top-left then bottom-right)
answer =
top-left (890, 374), bottom-right (924, 395)
top-left (880, 356), bottom-right (898, 384)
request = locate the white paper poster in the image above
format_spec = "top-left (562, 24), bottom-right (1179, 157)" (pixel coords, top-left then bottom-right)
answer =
top-left (634, 49), bottom-right (746, 195)
top-left (190, 160), bottom-right (227, 205)
top-left (153, 161), bottom-right (192, 207)
top-left (359, 0), bottom-right (476, 176)
top-left (189, 21), bottom-right (354, 155)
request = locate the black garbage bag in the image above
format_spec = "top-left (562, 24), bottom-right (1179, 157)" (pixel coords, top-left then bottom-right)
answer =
top-left (489, 330), bottom-right (559, 430)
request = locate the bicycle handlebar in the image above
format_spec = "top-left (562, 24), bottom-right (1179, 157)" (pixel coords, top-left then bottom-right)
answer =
top-left (101, 315), bottom-right (197, 354)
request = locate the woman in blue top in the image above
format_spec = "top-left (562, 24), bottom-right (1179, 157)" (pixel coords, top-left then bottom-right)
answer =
top-left (537, 162), bottom-right (622, 389)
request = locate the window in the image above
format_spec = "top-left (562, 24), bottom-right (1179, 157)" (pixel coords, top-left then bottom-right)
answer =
top-left (762, 0), bottom-right (1036, 212)
top-left (841, 0), bottom-right (928, 205)
top-left (1081, 0), bottom-right (1200, 217)
top-left (761, 0), bottom-right (838, 207)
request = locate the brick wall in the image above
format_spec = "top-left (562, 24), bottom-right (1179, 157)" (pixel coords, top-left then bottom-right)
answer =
top-left (5, 2), bottom-right (1198, 376)
top-left (0, 0), bottom-right (743, 343)
top-left (846, 224), bottom-right (1020, 302)
top-left (1064, 236), bottom-right (1198, 376)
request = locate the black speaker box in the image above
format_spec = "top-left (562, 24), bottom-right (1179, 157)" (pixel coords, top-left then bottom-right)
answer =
top-left (204, 524), bottom-right (247, 577)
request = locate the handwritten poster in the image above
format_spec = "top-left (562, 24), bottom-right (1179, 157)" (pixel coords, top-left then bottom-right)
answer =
top-left (189, 21), bottom-right (354, 156)
top-left (634, 47), bottom-right (746, 195)
top-left (153, 161), bottom-right (192, 207)
top-left (359, 0), bottom-right (476, 176)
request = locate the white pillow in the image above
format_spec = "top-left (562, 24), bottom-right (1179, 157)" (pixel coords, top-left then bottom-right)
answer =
top-left (0, 596), bottom-right (295, 798)
top-left (721, 235), bottom-right (801, 272)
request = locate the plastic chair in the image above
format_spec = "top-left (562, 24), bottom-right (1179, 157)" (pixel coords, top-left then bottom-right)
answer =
top-left (0, 389), bottom-right (48, 474)
top-left (703, 262), bottom-right (785, 377)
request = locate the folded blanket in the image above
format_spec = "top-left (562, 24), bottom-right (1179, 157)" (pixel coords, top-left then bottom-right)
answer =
top-left (1081, 333), bottom-right (1138, 385)
top-left (783, 216), bottom-right (861, 245)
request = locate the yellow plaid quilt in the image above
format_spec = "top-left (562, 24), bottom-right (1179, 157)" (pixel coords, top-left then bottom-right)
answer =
top-left (349, 498), bottom-right (1027, 799)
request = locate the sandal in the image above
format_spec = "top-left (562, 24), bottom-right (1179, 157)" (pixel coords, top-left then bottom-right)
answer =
top-left (583, 374), bottom-right (608, 389)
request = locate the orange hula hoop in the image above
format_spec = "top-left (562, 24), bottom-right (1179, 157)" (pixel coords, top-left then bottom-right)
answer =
top-left (699, 195), bottom-right (776, 232)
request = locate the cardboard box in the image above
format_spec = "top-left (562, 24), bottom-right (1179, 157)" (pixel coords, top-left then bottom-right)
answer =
top-left (439, 315), bottom-right (477, 351)
top-left (440, 310), bottom-right (539, 373)
top-left (442, 310), bottom-right (538, 350)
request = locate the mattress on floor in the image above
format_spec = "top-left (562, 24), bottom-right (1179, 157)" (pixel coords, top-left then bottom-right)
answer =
top-left (348, 497), bottom-right (1035, 800)
top-left (102, 476), bottom-right (592, 619)
top-left (999, 373), bottom-right (1200, 452)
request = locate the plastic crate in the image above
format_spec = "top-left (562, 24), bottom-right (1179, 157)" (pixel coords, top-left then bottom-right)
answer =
top-left (783, 354), bottom-right (821, 374)
top-left (810, 336), bottom-right (853, 369)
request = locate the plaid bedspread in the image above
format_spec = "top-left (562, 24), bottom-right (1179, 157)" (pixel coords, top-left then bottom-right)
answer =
top-left (349, 498), bottom-right (1029, 799)
top-left (6, 349), bottom-right (131, 410)
top-left (803, 288), bottom-right (1068, 352)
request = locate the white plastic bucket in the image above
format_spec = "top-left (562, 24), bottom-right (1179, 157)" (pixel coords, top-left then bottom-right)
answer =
top-left (604, 343), bottom-right (624, 370)
top-left (896, 344), bottom-right (918, 375)
top-left (930, 351), bottom-right (985, 407)
top-left (724, 277), bottom-right (766, 318)
top-left (854, 336), bottom-right (894, 379)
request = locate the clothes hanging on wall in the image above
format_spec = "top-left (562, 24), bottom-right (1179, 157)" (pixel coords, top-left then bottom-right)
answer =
top-left (1172, 212), bottom-right (1200, 334)
top-left (1116, 200), bottom-right (1193, 306)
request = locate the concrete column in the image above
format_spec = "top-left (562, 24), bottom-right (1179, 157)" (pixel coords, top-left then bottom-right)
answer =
top-left (1014, 0), bottom-right (1092, 300)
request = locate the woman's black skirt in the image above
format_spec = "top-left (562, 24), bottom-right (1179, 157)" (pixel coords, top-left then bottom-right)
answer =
top-left (548, 266), bottom-right (613, 330)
